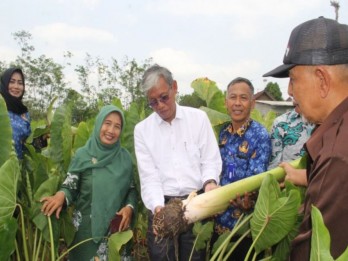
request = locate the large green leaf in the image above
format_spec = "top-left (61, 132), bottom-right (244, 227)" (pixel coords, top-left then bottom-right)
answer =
top-left (108, 230), bottom-right (133, 261)
top-left (122, 101), bottom-right (146, 158)
top-left (272, 217), bottom-right (301, 261)
top-left (310, 206), bottom-right (333, 260)
top-left (310, 206), bottom-right (338, 261)
top-left (250, 174), bottom-right (301, 253)
top-left (46, 96), bottom-right (58, 126)
top-left (24, 145), bottom-right (50, 193)
top-left (50, 105), bottom-right (72, 173)
top-left (0, 217), bottom-right (18, 260)
top-left (0, 156), bottom-right (20, 224)
top-left (191, 78), bottom-right (226, 113)
top-left (192, 221), bottom-right (214, 251)
top-left (199, 106), bottom-right (230, 128)
top-left (73, 121), bottom-right (92, 151)
top-left (0, 96), bottom-right (13, 166)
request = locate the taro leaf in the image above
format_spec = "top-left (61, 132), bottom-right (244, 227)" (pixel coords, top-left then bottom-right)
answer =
top-left (0, 96), bottom-right (13, 166)
top-left (33, 175), bottom-right (60, 202)
top-left (32, 125), bottom-right (50, 139)
top-left (32, 175), bottom-right (61, 243)
top-left (199, 107), bottom-right (230, 128)
top-left (50, 105), bottom-right (72, 173)
top-left (0, 156), bottom-right (20, 224)
top-left (192, 221), bottom-right (214, 251)
top-left (310, 205), bottom-right (335, 261)
top-left (111, 97), bottom-right (124, 111)
top-left (46, 96), bottom-right (58, 126)
top-left (272, 217), bottom-right (301, 261)
top-left (250, 174), bottom-right (301, 253)
top-left (31, 202), bottom-right (60, 245)
top-left (0, 217), bottom-right (18, 260)
top-left (122, 101), bottom-right (146, 158)
top-left (23, 145), bottom-right (50, 194)
top-left (191, 78), bottom-right (226, 113)
top-left (108, 230), bottom-right (133, 261)
top-left (73, 121), bottom-right (91, 151)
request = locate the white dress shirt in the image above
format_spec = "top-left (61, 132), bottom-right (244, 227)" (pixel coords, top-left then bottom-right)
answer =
top-left (134, 104), bottom-right (222, 213)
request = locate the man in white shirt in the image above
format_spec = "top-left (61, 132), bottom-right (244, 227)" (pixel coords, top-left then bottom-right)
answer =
top-left (134, 64), bottom-right (222, 260)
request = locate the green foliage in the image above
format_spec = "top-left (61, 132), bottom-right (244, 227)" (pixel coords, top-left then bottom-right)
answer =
top-left (265, 82), bottom-right (283, 101)
top-left (192, 221), bottom-right (214, 251)
top-left (191, 77), bottom-right (227, 114)
top-left (251, 109), bottom-right (277, 132)
top-left (310, 206), bottom-right (348, 261)
top-left (179, 92), bottom-right (206, 108)
top-left (0, 96), bottom-right (13, 166)
top-left (49, 105), bottom-right (72, 174)
top-left (250, 174), bottom-right (301, 254)
top-left (108, 230), bottom-right (133, 261)
top-left (0, 218), bottom-right (17, 260)
top-left (0, 156), bottom-right (20, 224)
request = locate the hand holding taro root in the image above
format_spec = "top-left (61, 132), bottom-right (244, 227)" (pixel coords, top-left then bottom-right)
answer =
top-left (151, 158), bottom-right (303, 240)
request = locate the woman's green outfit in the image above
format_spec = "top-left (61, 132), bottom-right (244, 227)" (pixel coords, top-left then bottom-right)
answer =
top-left (60, 105), bottom-right (137, 261)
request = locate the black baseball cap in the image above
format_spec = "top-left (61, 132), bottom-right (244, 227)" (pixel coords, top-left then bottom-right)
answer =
top-left (263, 16), bottom-right (348, 78)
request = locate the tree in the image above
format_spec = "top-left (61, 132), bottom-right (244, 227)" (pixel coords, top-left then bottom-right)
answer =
top-left (12, 31), bottom-right (67, 119)
top-left (75, 55), bottom-right (152, 108)
top-left (330, 0), bottom-right (340, 21)
top-left (265, 82), bottom-right (283, 101)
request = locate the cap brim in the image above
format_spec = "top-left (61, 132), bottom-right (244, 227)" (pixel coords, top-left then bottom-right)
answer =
top-left (263, 64), bottom-right (296, 78)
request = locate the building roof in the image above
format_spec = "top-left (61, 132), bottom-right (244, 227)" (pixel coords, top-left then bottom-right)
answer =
top-left (253, 90), bottom-right (277, 101)
top-left (255, 100), bottom-right (294, 107)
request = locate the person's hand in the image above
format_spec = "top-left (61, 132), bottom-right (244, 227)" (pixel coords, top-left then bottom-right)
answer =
top-left (230, 192), bottom-right (256, 212)
top-left (116, 206), bottom-right (133, 232)
top-left (279, 162), bottom-right (308, 187)
top-left (204, 182), bottom-right (219, 192)
top-left (40, 191), bottom-right (65, 219)
top-left (153, 205), bottom-right (163, 235)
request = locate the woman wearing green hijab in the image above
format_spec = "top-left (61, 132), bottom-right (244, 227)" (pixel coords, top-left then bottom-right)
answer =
top-left (40, 105), bottom-right (137, 260)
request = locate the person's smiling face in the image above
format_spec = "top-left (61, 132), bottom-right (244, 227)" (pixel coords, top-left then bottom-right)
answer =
top-left (8, 72), bottom-right (24, 98)
top-left (225, 82), bottom-right (255, 129)
top-left (99, 112), bottom-right (122, 145)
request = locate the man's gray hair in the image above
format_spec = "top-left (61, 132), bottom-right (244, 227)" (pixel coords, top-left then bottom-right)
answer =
top-left (226, 77), bottom-right (254, 95)
top-left (141, 64), bottom-right (174, 94)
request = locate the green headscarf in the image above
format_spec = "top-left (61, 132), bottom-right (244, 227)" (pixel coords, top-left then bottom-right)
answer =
top-left (68, 105), bottom-right (133, 242)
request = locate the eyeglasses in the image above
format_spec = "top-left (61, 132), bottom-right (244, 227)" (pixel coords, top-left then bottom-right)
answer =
top-left (148, 90), bottom-right (172, 108)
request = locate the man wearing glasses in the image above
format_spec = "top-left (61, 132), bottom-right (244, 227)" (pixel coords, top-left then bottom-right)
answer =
top-left (134, 64), bottom-right (222, 260)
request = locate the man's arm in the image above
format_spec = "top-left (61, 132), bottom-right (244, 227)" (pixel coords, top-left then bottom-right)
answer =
top-left (134, 124), bottom-right (165, 213)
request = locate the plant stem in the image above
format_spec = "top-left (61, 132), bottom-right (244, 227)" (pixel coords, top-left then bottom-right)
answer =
top-left (17, 204), bottom-right (29, 261)
top-left (47, 216), bottom-right (56, 261)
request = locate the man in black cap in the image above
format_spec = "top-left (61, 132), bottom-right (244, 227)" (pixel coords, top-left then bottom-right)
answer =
top-left (264, 16), bottom-right (348, 260)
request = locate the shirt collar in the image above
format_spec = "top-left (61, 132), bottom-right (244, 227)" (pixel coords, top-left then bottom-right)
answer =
top-left (306, 97), bottom-right (348, 159)
top-left (226, 118), bottom-right (252, 137)
top-left (154, 103), bottom-right (181, 125)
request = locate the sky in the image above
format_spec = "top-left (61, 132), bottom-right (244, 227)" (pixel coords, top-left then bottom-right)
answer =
top-left (0, 0), bottom-right (346, 99)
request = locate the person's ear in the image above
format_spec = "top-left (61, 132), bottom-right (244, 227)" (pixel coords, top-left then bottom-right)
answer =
top-left (314, 66), bottom-right (330, 99)
top-left (172, 80), bottom-right (178, 94)
top-left (251, 98), bottom-right (256, 110)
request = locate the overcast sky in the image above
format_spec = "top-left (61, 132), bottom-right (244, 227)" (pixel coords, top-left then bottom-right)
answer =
top-left (0, 0), bottom-right (346, 98)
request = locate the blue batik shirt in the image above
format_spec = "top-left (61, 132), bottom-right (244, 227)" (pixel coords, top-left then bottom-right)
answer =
top-left (215, 119), bottom-right (271, 233)
top-left (9, 111), bottom-right (31, 159)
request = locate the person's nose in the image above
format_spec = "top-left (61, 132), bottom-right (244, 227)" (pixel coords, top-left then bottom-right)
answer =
top-left (287, 82), bottom-right (293, 97)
